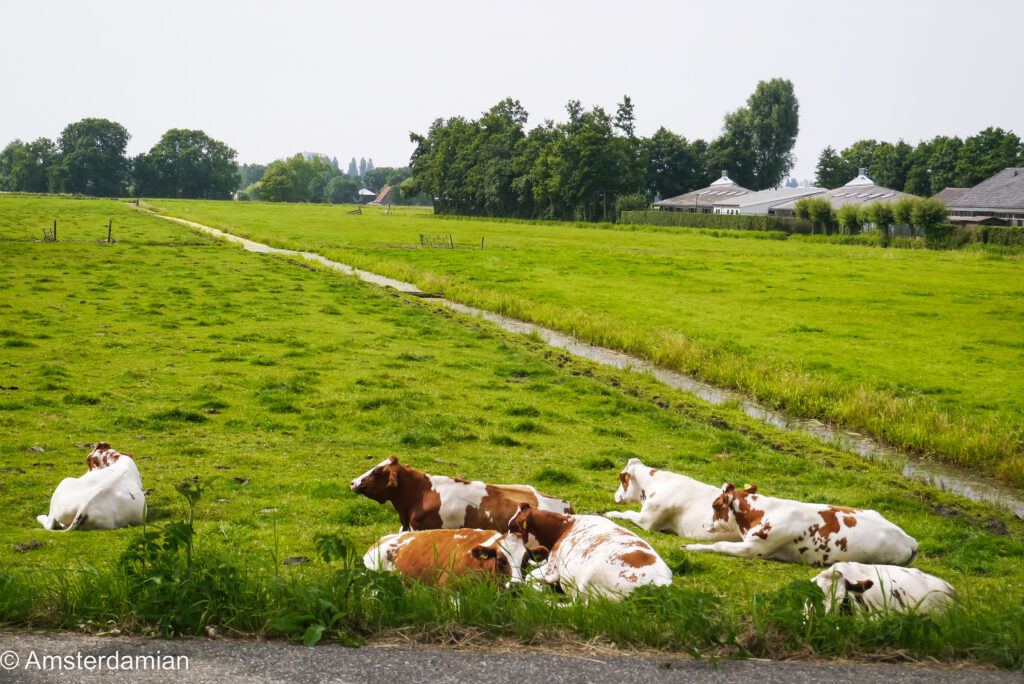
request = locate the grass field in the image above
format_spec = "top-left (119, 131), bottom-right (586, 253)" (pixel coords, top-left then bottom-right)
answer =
top-left (1, 196), bottom-right (1023, 665)
top-left (133, 199), bottom-right (1024, 485)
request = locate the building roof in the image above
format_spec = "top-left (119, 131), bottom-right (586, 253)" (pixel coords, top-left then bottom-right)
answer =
top-left (931, 187), bottom-right (969, 205)
top-left (947, 168), bottom-right (1024, 212)
top-left (770, 169), bottom-right (912, 212)
top-left (370, 185), bottom-right (393, 204)
top-left (653, 171), bottom-right (751, 210)
top-left (713, 186), bottom-right (826, 208)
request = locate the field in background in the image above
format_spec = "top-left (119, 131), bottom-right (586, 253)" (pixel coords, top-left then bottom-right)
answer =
top-left (1, 196), bottom-right (1022, 664)
top-left (142, 199), bottom-right (1024, 484)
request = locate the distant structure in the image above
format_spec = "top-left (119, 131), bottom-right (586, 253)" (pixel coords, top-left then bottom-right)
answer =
top-left (770, 169), bottom-right (913, 218)
top-left (357, 188), bottom-right (376, 203)
top-left (713, 186), bottom-right (826, 216)
top-left (943, 168), bottom-right (1024, 226)
top-left (370, 185), bottom-right (394, 205)
top-left (653, 171), bottom-right (751, 214)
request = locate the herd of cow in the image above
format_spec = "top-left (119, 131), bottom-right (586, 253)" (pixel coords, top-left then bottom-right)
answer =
top-left (37, 444), bottom-right (958, 613)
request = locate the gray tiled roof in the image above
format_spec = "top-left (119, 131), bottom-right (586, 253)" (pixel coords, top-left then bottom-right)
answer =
top-left (654, 182), bottom-right (752, 210)
top-left (948, 168), bottom-right (1024, 211)
top-left (931, 187), bottom-right (969, 205)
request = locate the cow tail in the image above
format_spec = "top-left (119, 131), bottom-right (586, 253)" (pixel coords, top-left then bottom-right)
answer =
top-left (905, 546), bottom-right (918, 566)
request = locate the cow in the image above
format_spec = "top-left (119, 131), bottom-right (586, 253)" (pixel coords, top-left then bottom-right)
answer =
top-left (363, 528), bottom-right (548, 588)
top-left (682, 483), bottom-right (918, 566)
top-left (605, 458), bottom-right (741, 541)
top-left (36, 442), bottom-right (145, 531)
top-left (350, 456), bottom-right (574, 534)
top-left (507, 504), bottom-right (673, 601)
top-left (810, 562), bottom-right (958, 614)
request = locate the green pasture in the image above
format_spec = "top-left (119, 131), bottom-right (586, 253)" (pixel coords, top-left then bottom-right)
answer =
top-left (137, 199), bottom-right (1024, 484)
top-left (0, 196), bottom-right (1022, 664)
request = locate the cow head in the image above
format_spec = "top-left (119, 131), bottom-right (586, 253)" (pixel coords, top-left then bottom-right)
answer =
top-left (507, 503), bottom-right (533, 538)
top-left (707, 482), bottom-right (758, 532)
top-left (86, 442), bottom-right (132, 471)
top-left (350, 456), bottom-right (403, 502)
top-left (811, 565), bottom-right (875, 614)
top-left (472, 534), bottom-right (550, 585)
top-left (613, 458), bottom-right (645, 504)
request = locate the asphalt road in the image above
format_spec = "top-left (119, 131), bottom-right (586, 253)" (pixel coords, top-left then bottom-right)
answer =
top-left (0, 632), bottom-right (1020, 684)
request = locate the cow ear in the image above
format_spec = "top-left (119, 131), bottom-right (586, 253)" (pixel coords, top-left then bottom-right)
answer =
top-left (518, 503), bottom-right (532, 512)
top-left (844, 578), bottom-right (873, 593)
top-left (388, 455), bottom-right (399, 464)
top-left (471, 546), bottom-right (497, 561)
top-left (387, 467), bottom-right (399, 488)
top-left (743, 484), bottom-right (758, 495)
top-left (722, 482), bottom-right (736, 493)
top-left (527, 545), bottom-right (549, 563)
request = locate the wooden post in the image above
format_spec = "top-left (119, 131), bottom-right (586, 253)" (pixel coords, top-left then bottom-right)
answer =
top-left (481, 236), bottom-right (485, 250)
top-left (53, 220), bottom-right (57, 241)
top-left (107, 219), bottom-right (112, 243)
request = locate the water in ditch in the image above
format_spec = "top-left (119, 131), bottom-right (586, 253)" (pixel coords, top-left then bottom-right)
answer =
top-left (163, 214), bottom-right (1024, 518)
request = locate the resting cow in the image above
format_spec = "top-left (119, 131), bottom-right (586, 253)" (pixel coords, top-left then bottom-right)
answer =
top-left (36, 442), bottom-right (145, 531)
top-left (683, 483), bottom-right (918, 566)
top-left (350, 456), bottom-right (573, 533)
top-left (811, 562), bottom-right (957, 614)
top-left (507, 504), bottom-right (672, 601)
top-left (605, 458), bottom-right (740, 541)
top-left (363, 529), bottom-right (548, 588)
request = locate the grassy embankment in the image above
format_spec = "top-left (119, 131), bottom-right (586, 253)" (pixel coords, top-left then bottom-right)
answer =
top-left (142, 199), bottom-right (1024, 485)
top-left (0, 195), bottom-right (1022, 666)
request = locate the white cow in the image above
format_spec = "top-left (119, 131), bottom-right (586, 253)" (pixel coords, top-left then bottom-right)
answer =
top-left (508, 504), bottom-right (673, 601)
top-left (683, 483), bottom-right (918, 567)
top-left (811, 562), bottom-right (958, 614)
top-left (604, 458), bottom-right (740, 541)
top-left (36, 442), bottom-right (145, 531)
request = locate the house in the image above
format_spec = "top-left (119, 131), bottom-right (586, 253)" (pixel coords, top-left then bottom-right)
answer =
top-left (357, 188), bottom-right (376, 204)
top-left (653, 171), bottom-right (751, 213)
top-left (370, 185), bottom-right (394, 205)
top-left (769, 169), bottom-right (912, 218)
top-left (712, 186), bottom-right (826, 216)
top-left (946, 168), bottom-right (1024, 226)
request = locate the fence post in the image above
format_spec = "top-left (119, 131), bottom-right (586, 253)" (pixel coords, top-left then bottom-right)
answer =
top-left (481, 236), bottom-right (485, 250)
top-left (54, 220), bottom-right (57, 241)
top-left (107, 219), bottom-right (112, 243)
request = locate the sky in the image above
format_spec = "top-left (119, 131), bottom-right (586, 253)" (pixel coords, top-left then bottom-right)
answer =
top-left (2, 0), bottom-right (1022, 183)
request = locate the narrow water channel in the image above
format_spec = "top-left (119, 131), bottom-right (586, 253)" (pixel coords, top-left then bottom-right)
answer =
top-left (159, 213), bottom-right (1024, 518)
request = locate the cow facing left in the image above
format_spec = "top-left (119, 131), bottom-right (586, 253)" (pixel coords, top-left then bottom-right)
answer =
top-left (36, 442), bottom-right (146, 531)
top-left (350, 456), bottom-right (574, 533)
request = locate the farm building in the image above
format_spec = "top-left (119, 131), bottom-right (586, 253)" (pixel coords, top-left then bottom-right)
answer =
top-left (712, 186), bottom-right (826, 216)
top-left (769, 169), bottom-right (912, 218)
top-left (653, 171), bottom-right (751, 213)
top-left (370, 185), bottom-right (394, 205)
top-left (945, 167), bottom-right (1024, 226)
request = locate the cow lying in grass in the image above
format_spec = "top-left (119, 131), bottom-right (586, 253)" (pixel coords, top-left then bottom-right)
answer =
top-left (350, 456), bottom-right (574, 533)
top-left (507, 504), bottom-right (672, 601)
top-left (683, 483), bottom-right (918, 566)
top-left (363, 529), bottom-right (548, 588)
top-left (811, 562), bottom-right (958, 614)
top-left (605, 458), bottom-right (740, 541)
top-left (36, 442), bottom-right (145, 531)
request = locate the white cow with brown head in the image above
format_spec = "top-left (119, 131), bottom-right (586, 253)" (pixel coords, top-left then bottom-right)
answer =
top-left (811, 562), bottom-right (958, 614)
top-left (683, 483), bottom-right (918, 566)
top-left (36, 442), bottom-right (145, 531)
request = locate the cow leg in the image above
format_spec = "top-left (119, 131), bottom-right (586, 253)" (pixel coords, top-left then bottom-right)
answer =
top-left (36, 514), bottom-right (58, 530)
top-left (604, 509), bottom-right (645, 526)
top-left (682, 541), bottom-right (765, 559)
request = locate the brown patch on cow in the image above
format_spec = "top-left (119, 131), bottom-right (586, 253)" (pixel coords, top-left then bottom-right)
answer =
top-left (798, 546), bottom-right (808, 554)
top-left (753, 521), bottom-right (772, 540)
top-left (619, 549), bottom-right (656, 568)
top-left (649, 468), bottom-right (658, 477)
top-left (508, 505), bottom-right (573, 551)
top-left (619, 471), bottom-right (630, 494)
top-left (828, 505), bottom-right (858, 514)
top-left (464, 484), bottom-right (540, 533)
top-left (843, 516), bottom-right (857, 527)
top-left (714, 488), bottom-right (766, 536)
top-left (836, 536), bottom-right (848, 551)
top-left (815, 508), bottom-right (843, 544)
top-left (844, 578), bottom-right (873, 593)
top-left (384, 529), bottom-right (511, 588)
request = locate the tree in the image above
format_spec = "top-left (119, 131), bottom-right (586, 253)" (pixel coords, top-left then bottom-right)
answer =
top-left (325, 176), bottom-right (357, 203)
top-left (348, 158), bottom-right (358, 177)
top-left (0, 138), bottom-right (56, 193)
top-left (864, 202), bottom-right (894, 235)
top-left (891, 196), bottom-right (917, 226)
top-left (238, 163), bottom-right (267, 190)
top-left (926, 136), bottom-right (963, 195)
top-left (259, 163), bottom-right (296, 202)
top-left (815, 146), bottom-right (847, 189)
top-left (837, 203), bottom-right (862, 234)
top-left (911, 198), bottom-right (948, 232)
top-left (713, 79), bottom-right (799, 190)
top-left (51, 118), bottom-right (130, 196)
top-left (366, 158), bottom-right (374, 174)
top-left (641, 127), bottom-right (701, 199)
top-left (133, 129), bottom-right (238, 199)
top-left (869, 140), bottom-right (912, 191)
top-left (795, 197), bottom-right (835, 234)
top-left (955, 127), bottom-right (1022, 187)
top-left (359, 157), bottom-right (367, 177)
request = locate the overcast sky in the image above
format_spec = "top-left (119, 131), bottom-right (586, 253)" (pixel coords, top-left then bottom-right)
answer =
top-left (3, 0), bottom-right (1021, 183)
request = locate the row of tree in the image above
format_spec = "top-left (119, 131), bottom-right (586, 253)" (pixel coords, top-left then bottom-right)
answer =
top-left (0, 118), bottom-right (239, 199)
top-left (238, 154), bottom-right (421, 204)
top-left (794, 195), bottom-right (948, 235)
top-left (815, 128), bottom-right (1023, 196)
top-left (405, 79), bottom-right (800, 221)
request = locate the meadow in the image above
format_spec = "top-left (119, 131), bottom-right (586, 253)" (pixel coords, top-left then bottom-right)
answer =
top-left (0, 195), bottom-right (1022, 666)
top-left (137, 199), bottom-right (1024, 485)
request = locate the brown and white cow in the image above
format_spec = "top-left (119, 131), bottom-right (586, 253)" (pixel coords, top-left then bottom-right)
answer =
top-left (811, 562), bottom-right (958, 614)
top-left (682, 483), bottom-right (918, 566)
top-left (363, 528), bottom-right (548, 588)
top-left (350, 456), bottom-right (574, 533)
top-left (507, 504), bottom-right (673, 601)
top-left (605, 458), bottom-right (741, 541)
top-left (36, 442), bottom-right (145, 531)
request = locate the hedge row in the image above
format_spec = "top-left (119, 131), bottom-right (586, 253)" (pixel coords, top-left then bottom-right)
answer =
top-left (923, 224), bottom-right (1024, 249)
top-left (619, 211), bottom-right (814, 234)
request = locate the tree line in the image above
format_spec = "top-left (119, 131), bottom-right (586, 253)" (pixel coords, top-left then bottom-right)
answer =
top-left (405, 79), bottom-right (800, 221)
top-left (815, 128), bottom-right (1023, 195)
top-left (237, 155), bottom-right (421, 204)
top-left (794, 195), bottom-right (948, 238)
